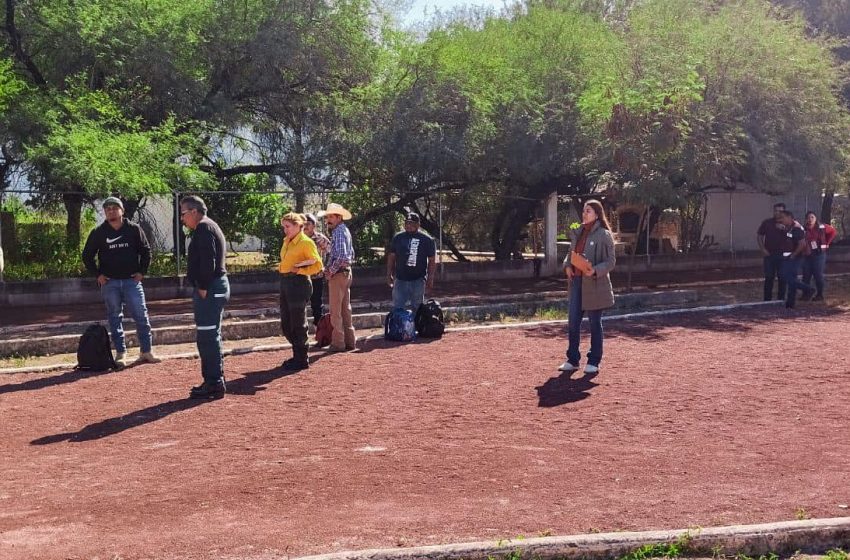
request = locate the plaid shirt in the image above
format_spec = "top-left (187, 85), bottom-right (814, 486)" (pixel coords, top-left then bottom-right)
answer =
top-left (326, 222), bottom-right (354, 275)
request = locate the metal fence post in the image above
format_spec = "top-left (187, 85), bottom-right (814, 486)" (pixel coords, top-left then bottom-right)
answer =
top-left (438, 193), bottom-right (444, 277)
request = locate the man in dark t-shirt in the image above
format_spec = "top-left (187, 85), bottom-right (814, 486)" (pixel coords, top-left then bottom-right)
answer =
top-left (387, 212), bottom-right (436, 312)
top-left (757, 202), bottom-right (788, 301)
top-left (778, 210), bottom-right (815, 309)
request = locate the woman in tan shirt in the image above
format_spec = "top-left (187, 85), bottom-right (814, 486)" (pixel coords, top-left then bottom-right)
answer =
top-left (278, 213), bottom-right (323, 371)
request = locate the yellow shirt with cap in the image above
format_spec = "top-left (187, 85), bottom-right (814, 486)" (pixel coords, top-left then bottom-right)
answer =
top-left (279, 231), bottom-right (323, 276)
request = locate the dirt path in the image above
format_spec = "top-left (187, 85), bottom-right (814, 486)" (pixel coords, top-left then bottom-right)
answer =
top-left (2, 306), bottom-right (850, 560)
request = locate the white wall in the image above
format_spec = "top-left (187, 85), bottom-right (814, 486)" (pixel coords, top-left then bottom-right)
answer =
top-left (703, 189), bottom-right (822, 251)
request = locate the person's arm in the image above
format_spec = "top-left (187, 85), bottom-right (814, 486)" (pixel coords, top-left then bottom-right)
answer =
top-left (386, 251), bottom-right (396, 287)
top-left (757, 222), bottom-right (769, 255)
top-left (591, 230), bottom-right (617, 277)
top-left (134, 225), bottom-right (151, 280)
top-left (824, 224), bottom-right (837, 247)
top-left (81, 229), bottom-right (101, 277)
top-left (194, 224), bottom-right (217, 292)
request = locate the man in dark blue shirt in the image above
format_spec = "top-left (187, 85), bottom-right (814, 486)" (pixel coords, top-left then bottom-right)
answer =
top-left (181, 195), bottom-right (230, 399)
top-left (778, 210), bottom-right (814, 309)
top-left (386, 212), bottom-right (436, 312)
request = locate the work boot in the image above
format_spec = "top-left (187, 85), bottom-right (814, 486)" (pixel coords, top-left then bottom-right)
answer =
top-left (115, 352), bottom-right (127, 367)
top-left (189, 380), bottom-right (226, 399)
top-left (135, 351), bottom-right (162, 365)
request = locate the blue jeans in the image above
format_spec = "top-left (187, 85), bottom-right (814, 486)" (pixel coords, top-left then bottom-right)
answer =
top-left (763, 254), bottom-right (786, 301)
top-left (566, 276), bottom-right (604, 367)
top-left (193, 276), bottom-right (230, 383)
top-left (781, 258), bottom-right (812, 308)
top-left (101, 278), bottom-right (153, 353)
top-left (392, 277), bottom-right (426, 312)
top-left (802, 252), bottom-right (826, 297)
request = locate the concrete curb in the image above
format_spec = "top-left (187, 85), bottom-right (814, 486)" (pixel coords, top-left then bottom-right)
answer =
top-left (293, 517), bottom-right (850, 560)
top-left (0, 290), bottom-right (699, 358)
top-left (0, 299), bottom-right (787, 375)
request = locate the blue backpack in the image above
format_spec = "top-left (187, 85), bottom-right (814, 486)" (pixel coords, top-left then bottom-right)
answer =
top-left (384, 308), bottom-right (416, 342)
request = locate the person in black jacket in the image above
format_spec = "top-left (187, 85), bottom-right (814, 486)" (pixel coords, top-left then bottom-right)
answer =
top-left (81, 197), bottom-right (161, 367)
top-left (180, 195), bottom-right (230, 399)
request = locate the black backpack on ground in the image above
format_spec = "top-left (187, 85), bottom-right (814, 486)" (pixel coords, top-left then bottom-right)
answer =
top-left (415, 299), bottom-right (445, 339)
top-left (76, 324), bottom-right (117, 371)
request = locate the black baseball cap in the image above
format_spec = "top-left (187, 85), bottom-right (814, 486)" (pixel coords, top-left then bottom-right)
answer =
top-left (405, 212), bottom-right (420, 223)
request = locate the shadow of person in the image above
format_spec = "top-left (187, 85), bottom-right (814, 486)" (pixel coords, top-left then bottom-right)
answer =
top-left (535, 371), bottom-right (599, 408)
top-left (30, 366), bottom-right (300, 444)
top-left (0, 367), bottom-right (115, 395)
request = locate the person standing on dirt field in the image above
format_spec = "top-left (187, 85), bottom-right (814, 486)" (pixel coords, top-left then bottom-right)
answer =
top-left (304, 212), bottom-right (330, 325)
top-left (801, 210), bottom-right (837, 302)
top-left (82, 196), bottom-right (161, 368)
top-left (559, 199), bottom-right (616, 376)
top-left (318, 202), bottom-right (356, 352)
top-left (757, 202), bottom-right (788, 301)
top-left (278, 212), bottom-right (323, 372)
top-left (778, 210), bottom-right (814, 309)
top-left (386, 212), bottom-right (436, 313)
top-left (181, 196), bottom-right (230, 399)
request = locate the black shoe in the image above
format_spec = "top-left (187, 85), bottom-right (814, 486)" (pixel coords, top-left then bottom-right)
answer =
top-left (812, 294), bottom-right (824, 302)
top-left (190, 380), bottom-right (225, 399)
top-left (282, 359), bottom-right (309, 372)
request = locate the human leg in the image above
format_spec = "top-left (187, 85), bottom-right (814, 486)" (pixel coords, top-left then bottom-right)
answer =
top-left (193, 276), bottom-right (230, 385)
top-left (282, 275), bottom-right (312, 369)
top-left (391, 279), bottom-right (410, 310)
top-left (565, 276), bottom-right (583, 367)
top-left (341, 270), bottom-right (356, 349)
top-left (812, 252), bottom-right (826, 299)
top-left (101, 280), bottom-right (126, 354)
top-left (310, 275), bottom-right (325, 324)
top-left (586, 309), bottom-right (604, 368)
top-left (123, 278), bottom-right (154, 354)
top-left (763, 256), bottom-right (776, 301)
top-left (328, 272), bottom-right (346, 350)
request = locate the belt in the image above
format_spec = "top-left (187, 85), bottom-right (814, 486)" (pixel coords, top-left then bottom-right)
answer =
top-left (280, 272), bottom-right (301, 277)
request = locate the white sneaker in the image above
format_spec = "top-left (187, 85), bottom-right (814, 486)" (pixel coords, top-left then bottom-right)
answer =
top-left (115, 352), bottom-right (127, 367)
top-left (558, 362), bottom-right (578, 373)
top-left (584, 364), bottom-right (599, 374)
top-left (135, 351), bottom-right (162, 364)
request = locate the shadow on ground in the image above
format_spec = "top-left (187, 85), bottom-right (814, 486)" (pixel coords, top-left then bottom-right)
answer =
top-left (30, 366), bottom-right (300, 444)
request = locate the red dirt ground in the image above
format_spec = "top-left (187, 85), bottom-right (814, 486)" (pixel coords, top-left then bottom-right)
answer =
top-left (2, 306), bottom-right (849, 560)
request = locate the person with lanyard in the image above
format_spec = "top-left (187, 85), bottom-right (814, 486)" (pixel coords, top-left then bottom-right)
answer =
top-left (181, 196), bottom-right (230, 399)
top-left (317, 202), bottom-right (357, 352)
top-left (303, 212), bottom-right (331, 325)
top-left (801, 210), bottom-right (837, 302)
top-left (278, 212), bottom-right (323, 371)
top-left (757, 202), bottom-right (788, 301)
top-left (559, 199), bottom-right (616, 376)
top-left (778, 210), bottom-right (814, 309)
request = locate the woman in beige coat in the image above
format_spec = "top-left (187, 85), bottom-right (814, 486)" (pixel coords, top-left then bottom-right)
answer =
top-left (559, 200), bottom-right (616, 375)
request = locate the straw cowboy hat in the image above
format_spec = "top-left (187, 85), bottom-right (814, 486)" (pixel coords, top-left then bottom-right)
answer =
top-left (316, 202), bottom-right (352, 221)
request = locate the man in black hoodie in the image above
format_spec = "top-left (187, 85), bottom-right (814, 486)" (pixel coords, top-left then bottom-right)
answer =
top-left (82, 197), bottom-right (161, 367)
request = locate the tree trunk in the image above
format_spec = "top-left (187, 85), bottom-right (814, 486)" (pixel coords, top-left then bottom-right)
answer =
top-left (821, 189), bottom-right (834, 225)
top-left (62, 191), bottom-right (83, 249)
top-left (412, 205), bottom-right (469, 263)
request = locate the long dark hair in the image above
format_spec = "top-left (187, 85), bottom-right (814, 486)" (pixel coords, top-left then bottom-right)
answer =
top-left (805, 210), bottom-right (819, 227)
top-left (585, 199), bottom-right (611, 230)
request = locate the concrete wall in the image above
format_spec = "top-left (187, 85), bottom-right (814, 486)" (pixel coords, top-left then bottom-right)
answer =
top-left (703, 190), bottom-right (824, 251)
top-left (0, 259), bottom-right (540, 308)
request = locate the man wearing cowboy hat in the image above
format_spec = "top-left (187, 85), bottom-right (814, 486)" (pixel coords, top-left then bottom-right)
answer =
top-left (317, 202), bottom-right (357, 351)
